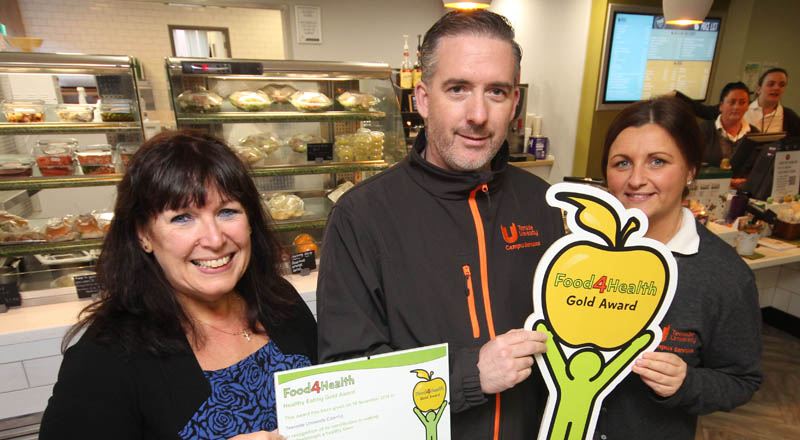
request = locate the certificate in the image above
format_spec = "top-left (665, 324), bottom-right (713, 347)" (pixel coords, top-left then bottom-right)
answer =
top-left (275, 344), bottom-right (450, 440)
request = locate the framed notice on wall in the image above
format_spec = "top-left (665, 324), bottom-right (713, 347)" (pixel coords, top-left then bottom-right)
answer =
top-left (295, 5), bottom-right (322, 44)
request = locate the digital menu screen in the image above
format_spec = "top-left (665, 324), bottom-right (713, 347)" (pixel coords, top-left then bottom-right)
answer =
top-left (603, 12), bottom-right (721, 103)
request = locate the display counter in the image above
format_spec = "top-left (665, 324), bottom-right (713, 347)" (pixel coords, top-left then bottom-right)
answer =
top-left (3, 226), bottom-right (799, 421)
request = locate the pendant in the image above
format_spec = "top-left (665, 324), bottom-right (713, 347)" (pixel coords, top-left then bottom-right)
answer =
top-left (243, 329), bottom-right (251, 342)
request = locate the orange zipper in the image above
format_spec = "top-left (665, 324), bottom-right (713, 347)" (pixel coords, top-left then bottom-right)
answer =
top-left (468, 183), bottom-right (501, 440)
top-left (468, 184), bottom-right (497, 339)
top-left (462, 265), bottom-right (480, 339)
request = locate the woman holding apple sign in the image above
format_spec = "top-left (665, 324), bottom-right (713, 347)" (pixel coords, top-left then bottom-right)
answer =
top-left (597, 97), bottom-right (762, 439)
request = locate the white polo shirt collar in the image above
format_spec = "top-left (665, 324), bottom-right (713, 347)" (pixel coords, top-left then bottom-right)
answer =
top-left (665, 208), bottom-right (699, 255)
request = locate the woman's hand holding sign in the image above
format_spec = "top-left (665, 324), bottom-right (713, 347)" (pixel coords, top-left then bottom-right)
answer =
top-left (478, 328), bottom-right (548, 394)
top-left (633, 351), bottom-right (688, 398)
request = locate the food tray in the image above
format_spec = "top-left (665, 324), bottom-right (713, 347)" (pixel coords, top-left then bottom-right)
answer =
top-left (34, 250), bottom-right (99, 265)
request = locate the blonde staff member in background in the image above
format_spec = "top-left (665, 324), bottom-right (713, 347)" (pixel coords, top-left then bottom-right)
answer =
top-left (744, 68), bottom-right (800, 136)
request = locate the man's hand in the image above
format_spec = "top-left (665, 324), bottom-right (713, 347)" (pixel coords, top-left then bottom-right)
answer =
top-left (632, 351), bottom-right (687, 398)
top-left (477, 328), bottom-right (547, 394)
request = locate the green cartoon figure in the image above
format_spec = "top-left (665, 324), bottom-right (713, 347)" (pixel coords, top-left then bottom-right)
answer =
top-left (536, 320), bottom-right (653, 440)
top-left (523, 183), bottom-right (677, 439)
top-left (410, 369), bottom-right (447, 440)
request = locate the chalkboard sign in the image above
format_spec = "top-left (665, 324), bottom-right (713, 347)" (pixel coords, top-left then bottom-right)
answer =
top-left (74, 274), bottom-right (102, 299)
top-left (290, 250), bottom-right (317, 274)
top-left (307, 142), bottom-right (333, 162)
top-left (0, 283), bottom-right (21, 307)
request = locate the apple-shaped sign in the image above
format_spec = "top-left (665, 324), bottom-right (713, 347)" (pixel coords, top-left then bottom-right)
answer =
top-left (541, 192), bottom-right (670, 349)
top-left (411, 369), bottom-right (446, 412)
top-left (524, 182), bottom-right (677, 440)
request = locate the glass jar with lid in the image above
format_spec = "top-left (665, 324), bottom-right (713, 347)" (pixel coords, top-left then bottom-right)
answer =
top-left (0, 154), bottom-right (35, 178)
top-left (99, 99), bottom-right (135, 122)
top-left (75, 144), bottom-right (115, 175)
top-left (35, 139), bottom-right (77, 176)
top-left (116, 142), bottom-right (140, 171)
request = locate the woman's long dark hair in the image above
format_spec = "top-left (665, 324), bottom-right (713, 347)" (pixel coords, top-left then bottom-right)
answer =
top-left (63, 130), bottom-right (298, 355)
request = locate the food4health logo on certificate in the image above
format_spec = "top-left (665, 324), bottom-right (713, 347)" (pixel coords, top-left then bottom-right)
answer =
top-left (275, 344), bottom-right (450, 440)
top-left (524, 183), bottom-right (677, 440)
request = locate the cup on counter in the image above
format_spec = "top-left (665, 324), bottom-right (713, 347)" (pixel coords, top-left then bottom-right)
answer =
top-left (735, 230), bottom-right (759, 256)
top-left (735, 220), bottom-right (763, 256)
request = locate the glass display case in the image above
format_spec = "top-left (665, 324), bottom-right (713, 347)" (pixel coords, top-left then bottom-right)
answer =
top-left (0, 53), bottom-right (144, 305)
top-left (165, 57), bottom-right (406, 253)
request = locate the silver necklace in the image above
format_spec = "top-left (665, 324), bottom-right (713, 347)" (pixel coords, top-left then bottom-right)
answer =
top-left (194, 318), bottom-right (252, 341)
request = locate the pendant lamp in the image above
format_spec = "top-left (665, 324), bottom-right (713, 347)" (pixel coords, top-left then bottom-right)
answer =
top-left (663, 0), bottom-right (713, 26)
top-left (443, 1), bottom-right (491, 10)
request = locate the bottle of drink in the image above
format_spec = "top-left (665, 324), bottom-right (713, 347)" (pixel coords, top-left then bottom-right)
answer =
top-left (412, 34), bottom-right (422, 87)
top-left (400, 34), bottom-right (412, 89)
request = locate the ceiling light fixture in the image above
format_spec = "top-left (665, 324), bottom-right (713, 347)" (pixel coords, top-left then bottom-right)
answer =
top-left (443, 1), bottom-right (491, 11)
top-left (663, 0), bottom-right (712, 26)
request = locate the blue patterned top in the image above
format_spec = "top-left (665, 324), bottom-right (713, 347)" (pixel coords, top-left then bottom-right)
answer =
top-left (178, 340), bottom-right (311, 439)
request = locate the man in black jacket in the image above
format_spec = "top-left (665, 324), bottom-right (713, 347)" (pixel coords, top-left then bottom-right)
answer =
top-left (317, 9), bottom-right (564, 440)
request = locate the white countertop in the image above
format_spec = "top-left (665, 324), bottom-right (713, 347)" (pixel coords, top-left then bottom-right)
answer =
top-left (0, 272), bottom-right (321, 345)
top-left (2, 231), bottom-right (798, 343)
top-left (745, 242), bottom-right (800, 270)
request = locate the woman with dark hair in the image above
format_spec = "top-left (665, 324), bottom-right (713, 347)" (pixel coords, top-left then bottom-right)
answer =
top-left (40, 130), bottom-right (316, 440)
top-left (596, 97), bottom-right (762, 439)
top-left (700, 82), bottom-right (759, 167)
top-left (676, 68), bottom-right (800, 136)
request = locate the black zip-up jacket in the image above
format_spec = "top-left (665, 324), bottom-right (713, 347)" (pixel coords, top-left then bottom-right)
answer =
top-left (317, 130), bottom-right (564, 439)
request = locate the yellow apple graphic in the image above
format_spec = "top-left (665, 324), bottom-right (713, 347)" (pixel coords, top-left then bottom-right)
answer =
top-left (543, 193), bottom-right (669, 349)
top-left (410, 369), bottom-right (446, 412)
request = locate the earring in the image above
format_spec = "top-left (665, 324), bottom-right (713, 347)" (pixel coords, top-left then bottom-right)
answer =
top-left (686, 179), bottom-right (693, 185)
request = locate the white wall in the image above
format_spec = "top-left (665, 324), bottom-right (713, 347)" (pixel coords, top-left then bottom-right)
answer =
top-left (18, 0), bottom-right (285, 122)
top-left (283, 0), bottom-right (445, 66)
top-left (492, 0), bottom-right (592, 183)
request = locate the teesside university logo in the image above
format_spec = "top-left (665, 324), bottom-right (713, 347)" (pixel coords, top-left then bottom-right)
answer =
top-left (501, 223), bottom-right (542, 250)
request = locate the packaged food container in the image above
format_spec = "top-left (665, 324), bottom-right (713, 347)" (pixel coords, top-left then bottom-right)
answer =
top-left (75, 144), bottom-right (115, 175)
top-left (55, 104), bottom-right (95, 123)
top-left (117, 142), bottom-right (139, 170)
top-left (337, 91), bottom-right (380, 111)
top-left (261, 84), bottom-right (298, 103)
top-left (176, 89), bottom-right (223, 113)
top-left (3, 101), bottom-right (45, 123)
top-left (229, 90), bottom-right (272, 111)
top-left (35, 139), bottom-right (77, 176)
top-left (0, 155), bottom-right (34, 178)
top-left (289, 91), bottom-right (332, 112)
top-left (99, 100), bottom-right (135, 122)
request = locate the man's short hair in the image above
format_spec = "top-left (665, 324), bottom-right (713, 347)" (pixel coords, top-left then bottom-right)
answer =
top-left (420, 9), bottom-right (521, 85)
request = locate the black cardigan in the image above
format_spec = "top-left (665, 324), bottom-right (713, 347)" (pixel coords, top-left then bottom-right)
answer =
top-left (39, 297), bottom-right (317, 440)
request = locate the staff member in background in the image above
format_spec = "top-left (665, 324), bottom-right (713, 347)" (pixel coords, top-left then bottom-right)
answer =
top-left (40, 131), bottom-right (317, 440)
top-left (676, 68), bottom-right (800, 137)
top-left (598, 97), bottom-right (762, 439)
top-left (316, 9), bottom-right (564, 440)
top-left (745, 68), bottom-right (800, 136)
top-left (700, 82), bottom-right (759, 167)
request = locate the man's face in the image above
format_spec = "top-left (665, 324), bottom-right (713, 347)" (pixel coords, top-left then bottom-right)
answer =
top-left (415, 34), bottom-right (519, 172)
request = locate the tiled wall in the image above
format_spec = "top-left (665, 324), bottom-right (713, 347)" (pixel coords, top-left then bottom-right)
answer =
top-left (0, 327), bottom-right (66, 420)
top-left (17, 0), bottom-right (285, 122)
top-left (754, 262), bottom-right (800, 318)
top-left (0, 293), bottom-right (316, 421)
